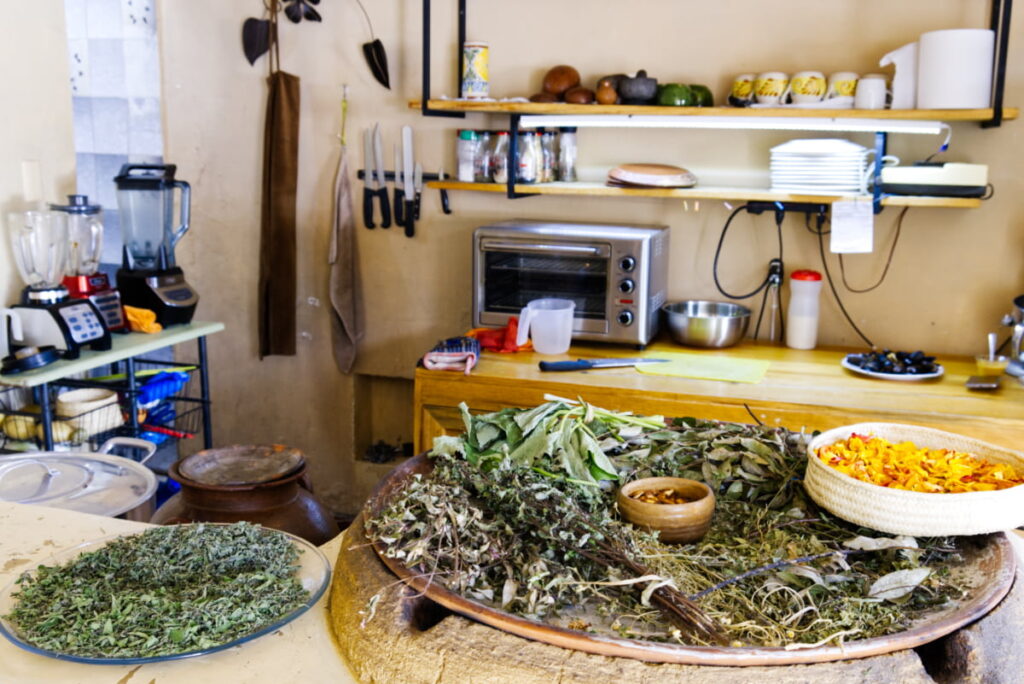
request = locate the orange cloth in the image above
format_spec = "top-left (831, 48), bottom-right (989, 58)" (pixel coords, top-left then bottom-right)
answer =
top-left (124, 306), bottom-right (163, 334)
top-left (467, 317), bottom-right (533, 353)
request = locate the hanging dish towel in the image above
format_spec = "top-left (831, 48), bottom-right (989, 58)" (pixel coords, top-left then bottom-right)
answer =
top-left (258, 12), bottom-right (300, 358)
top-left (329, 139), bottom-right (363, 373)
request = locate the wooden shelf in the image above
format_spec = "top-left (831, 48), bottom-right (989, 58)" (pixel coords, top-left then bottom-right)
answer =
top-left (427, 180), bottom-right (982, 208)
top-left (411, 100), bottom-right (1018, 122)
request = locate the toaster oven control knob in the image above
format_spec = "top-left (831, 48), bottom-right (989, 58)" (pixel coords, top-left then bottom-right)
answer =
top-left (618, 279), bottom-right (635, 294)
top-left (617, 310), bottom-right (634, 326)
top-left (619, 256), bottom-right (636, 272)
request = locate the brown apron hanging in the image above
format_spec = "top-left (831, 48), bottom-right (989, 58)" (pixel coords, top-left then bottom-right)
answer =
top-left (329, 134), bottom-right (363, 373)
top-left (258, 6), bottom-right (300, 358)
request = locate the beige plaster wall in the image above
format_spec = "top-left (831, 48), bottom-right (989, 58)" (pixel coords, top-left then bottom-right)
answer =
top-left (159, 1), bottom-right (1023, 514)
top-left (0, 1), bottom-right (76, 307)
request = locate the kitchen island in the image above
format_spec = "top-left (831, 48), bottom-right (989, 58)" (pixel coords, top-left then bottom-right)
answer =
top-left (414, 340), bottom-right (1024, 452)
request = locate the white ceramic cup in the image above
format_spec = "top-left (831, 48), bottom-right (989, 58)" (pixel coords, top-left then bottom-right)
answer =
top-left (516, 298), bottom-right (576, 355)
top-left (785, 70), bottom-right (827, 103)
top-left (754, 72), bottom-right (789, 105)
top-left (855, 74), bottom-right (890, 110)
top-left (826, 71), bottom-right (860, 99)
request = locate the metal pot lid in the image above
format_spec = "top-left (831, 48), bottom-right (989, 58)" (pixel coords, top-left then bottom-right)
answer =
top-left (0, 452), bottom-right (156, 517)
top-left (178, 445), bottom-right (305, 485)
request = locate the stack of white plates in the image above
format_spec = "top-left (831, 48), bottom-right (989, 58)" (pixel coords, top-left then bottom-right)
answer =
top-left (770, 139), bottom-right (870, 195)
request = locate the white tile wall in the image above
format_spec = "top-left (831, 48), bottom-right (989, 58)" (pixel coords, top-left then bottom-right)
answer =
top-left (67, 0), bottom-right (164, 264)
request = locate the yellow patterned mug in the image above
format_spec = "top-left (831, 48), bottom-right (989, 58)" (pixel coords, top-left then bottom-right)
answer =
top-left (754, 72), bottom-right (789, 105)
top-left (729, 73), bottom-right (756, 106)
top-left (786, 70), bottom-right (826, 103)
top-left (826, 71), bottom-right (860, 99)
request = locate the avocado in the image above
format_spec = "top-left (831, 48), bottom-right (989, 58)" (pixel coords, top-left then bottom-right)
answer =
top-left (657, 83), bottom-right (695, 107)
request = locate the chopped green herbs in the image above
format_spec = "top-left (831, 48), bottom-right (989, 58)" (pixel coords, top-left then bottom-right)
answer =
top-left (368, 401), bottom-right (967, 648)
top-left (5, 522), bottom-right (309, 659)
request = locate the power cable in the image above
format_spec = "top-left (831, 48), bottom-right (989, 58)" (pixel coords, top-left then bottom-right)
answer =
top-left (837, 207), bottom-right (909, 293)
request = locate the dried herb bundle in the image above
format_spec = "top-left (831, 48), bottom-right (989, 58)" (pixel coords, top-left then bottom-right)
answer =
top-left (368, 402), bottom-right (969, 648)
top-left (6, 523), bottom-right (310, 659)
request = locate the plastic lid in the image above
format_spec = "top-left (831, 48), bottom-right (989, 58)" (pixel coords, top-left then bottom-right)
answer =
top-left (559, 126), bottom-right (578, 133)
top-left (458, 130), bottom-right (478, 140)
top-left (0, 453), bottom-right (156, 517)
top-left (791, 269), bottom-right (822, 281)
top-left (50, 194), bottom-right (102, 215)
top-left (495, 130), bottom-right (509, 136)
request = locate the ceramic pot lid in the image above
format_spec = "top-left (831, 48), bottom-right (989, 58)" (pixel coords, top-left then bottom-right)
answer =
top-left (0, 452), bottom-right (156, 517)
top-left (177, 445), bottom-right (305, 486)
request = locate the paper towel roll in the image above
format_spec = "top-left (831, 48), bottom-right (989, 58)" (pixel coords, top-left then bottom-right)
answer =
top-left (917, 29), bottom-right (994, 109)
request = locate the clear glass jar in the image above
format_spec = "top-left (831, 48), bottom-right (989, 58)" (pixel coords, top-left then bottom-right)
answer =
top-left (540, 129), bottom-right (556, 183)
top-left (474, 131), bottom-right (493, 183)
top-left (557, 126), bottom-right (578, 182)
top-left (516, 131), bottom-right (538, 183)
top-left (456, 129), bottom-right (478, 182)
top-left (491, 131), bottom-right (510, 183)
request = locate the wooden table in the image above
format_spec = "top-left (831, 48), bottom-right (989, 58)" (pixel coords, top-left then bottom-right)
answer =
top-left (414, 340), bottom-right (1024, 452)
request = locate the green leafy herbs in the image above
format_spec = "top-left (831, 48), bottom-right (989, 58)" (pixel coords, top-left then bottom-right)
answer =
top-left (5, 523), bottom-right (310, 659)
top-left (368, 401), bottom-right (971, 648)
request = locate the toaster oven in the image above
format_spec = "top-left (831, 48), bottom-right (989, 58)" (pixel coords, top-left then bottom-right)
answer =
top-left (473, 220), bottom-right (669, 346)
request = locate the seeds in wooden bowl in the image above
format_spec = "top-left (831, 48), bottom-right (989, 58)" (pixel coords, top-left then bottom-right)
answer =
top-left (629, 487), bottom-right (693, 505)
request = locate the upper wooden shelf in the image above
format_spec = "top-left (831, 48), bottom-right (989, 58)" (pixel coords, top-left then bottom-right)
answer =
top-left (410, 100), bottom-right (1019, 122)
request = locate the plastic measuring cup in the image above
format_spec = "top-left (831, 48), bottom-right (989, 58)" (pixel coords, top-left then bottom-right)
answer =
top-left (515, 298), bottom-right (576, 355)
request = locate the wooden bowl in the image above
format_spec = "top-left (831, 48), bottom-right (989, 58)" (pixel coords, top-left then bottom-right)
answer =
top-left (616, 477), bottom-right (715, 543)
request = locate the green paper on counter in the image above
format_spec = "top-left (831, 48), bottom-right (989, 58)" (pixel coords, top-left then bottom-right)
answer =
top-left (634, 352), bottom-right (770, 384)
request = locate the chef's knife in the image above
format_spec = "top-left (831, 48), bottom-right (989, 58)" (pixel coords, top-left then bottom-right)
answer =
top-left (372, 123), bottom-right (391, 228)
top-left (361, 128), bottom-right (376, 229)
top-left (538, 358), bottom-right (670, 372)
top-left (402, 125), bottom-right (416, 238)
top-left (413, 162), bottom-right (423, 220)
top-left (393, 143), bottom-right (405, 228)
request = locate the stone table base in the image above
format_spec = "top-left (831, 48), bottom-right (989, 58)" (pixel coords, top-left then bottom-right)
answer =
top-left (329, 516), bottom-right (1023, 683)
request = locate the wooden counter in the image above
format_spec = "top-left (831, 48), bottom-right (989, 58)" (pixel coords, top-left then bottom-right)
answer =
top-left (414, 340), bottom-right (1024, 452)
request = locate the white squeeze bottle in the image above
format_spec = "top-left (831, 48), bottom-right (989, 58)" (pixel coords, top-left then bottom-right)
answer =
top-left (786, 270), bottom-right (823, 350)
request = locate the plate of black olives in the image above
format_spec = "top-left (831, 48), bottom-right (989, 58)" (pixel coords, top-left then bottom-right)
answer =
top-left (841, 350), bottom-right (944, 381)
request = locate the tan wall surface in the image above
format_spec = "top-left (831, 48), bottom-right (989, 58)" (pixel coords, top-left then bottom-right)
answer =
top-left (159, 1), bottom-right (1023, 514)
top-left (0, 1), bottom-right (76, 307)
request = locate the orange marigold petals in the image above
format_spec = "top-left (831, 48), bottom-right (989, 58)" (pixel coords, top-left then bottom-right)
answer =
top-left (818, 435), bottom-right (1024, 494)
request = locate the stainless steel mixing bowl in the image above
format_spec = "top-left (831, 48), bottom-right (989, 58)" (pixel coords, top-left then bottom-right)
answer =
top-left (662, 300), bottom-right (751, 348)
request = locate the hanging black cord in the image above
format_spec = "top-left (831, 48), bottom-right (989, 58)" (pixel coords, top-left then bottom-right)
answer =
top-left (713, 204), bottom-right (785, 301)
top-left (812, 211), bottom-right (875, 349)
top-left (838, 207), bottom-right (909, 294)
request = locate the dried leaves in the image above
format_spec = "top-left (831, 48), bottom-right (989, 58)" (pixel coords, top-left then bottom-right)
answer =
top-left (368, 402), bottom-right (967, 648)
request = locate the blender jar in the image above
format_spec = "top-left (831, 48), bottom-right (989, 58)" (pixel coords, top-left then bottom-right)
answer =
top-left (6, 209), bottom-right (70, 291)
top-left (51, 195), bottom-right (103, 276)
top-left (114, 164), bottom-right (191, 269)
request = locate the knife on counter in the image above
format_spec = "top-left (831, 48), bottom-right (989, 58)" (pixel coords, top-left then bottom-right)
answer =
top-left (538, 358), bottom-right (670, 372)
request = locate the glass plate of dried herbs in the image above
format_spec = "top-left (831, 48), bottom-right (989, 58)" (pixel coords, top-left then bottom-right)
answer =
top-left (0, 522), bottom-right (330, 664)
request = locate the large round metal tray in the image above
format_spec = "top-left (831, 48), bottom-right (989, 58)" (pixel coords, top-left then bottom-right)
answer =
top-left (368, 453), bottom-right (1017, 666)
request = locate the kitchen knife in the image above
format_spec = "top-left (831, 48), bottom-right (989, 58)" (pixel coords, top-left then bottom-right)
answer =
top-left (413, 162), bottom-right (423, 220)
top-left (538, 358), bottom-right (670, 372)
top-left (393, 143), bottom-right (405, 228)
top-left (402, 125), bottom-right (415, 237)
top-left (361, 128), bottom-right (376, 229)
top-left (372, 123), bottom-right (391, 228)
top-left (438, 167), bottom-right (452, 214)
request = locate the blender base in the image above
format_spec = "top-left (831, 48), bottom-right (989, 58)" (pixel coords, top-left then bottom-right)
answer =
top-left (116, 266), bottom-right (199, 328)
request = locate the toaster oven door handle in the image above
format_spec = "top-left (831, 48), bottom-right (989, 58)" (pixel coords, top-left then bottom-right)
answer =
top-left (479, 240), bottom-right (609, 257)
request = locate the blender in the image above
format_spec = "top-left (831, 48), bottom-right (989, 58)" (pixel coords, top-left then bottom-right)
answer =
top-left (6, 209), bottom-right (111, 359)
top-left (114, 164), bottom-right (198, 326)
top-left (1003, 294), bottom-right (1024, 378)
top-left (54, 195), bottom-right (127, 332)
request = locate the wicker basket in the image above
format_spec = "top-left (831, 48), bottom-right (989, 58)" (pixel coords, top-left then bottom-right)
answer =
top-left (805, 423), bottom-right (1024, 536)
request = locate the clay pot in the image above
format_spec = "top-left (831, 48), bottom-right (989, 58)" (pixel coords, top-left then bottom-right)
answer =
top-left (151, 445), bottom-right (340, 545)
